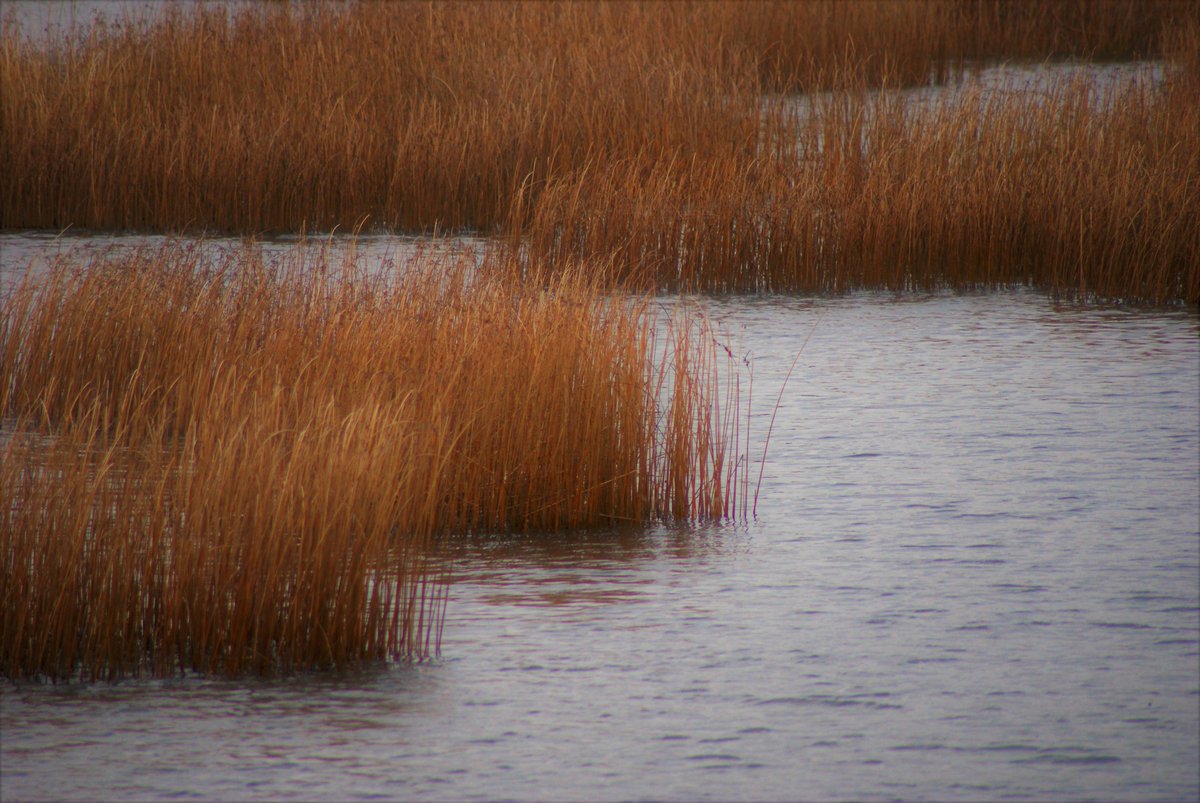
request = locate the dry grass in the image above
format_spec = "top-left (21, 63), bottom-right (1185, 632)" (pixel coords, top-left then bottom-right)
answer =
top-left (697, 0), bottom-right (1192, 92)
top-left (2, 0), bottom-right (1193, 233)
top-left (0, 1), bottom-right (756, 232)
top-left (0, 242), bottom-right (748, 680)
top-left (952, 0), bottom-right (1192, 64)
top-left (520, 57), bottom-right (1200, 304)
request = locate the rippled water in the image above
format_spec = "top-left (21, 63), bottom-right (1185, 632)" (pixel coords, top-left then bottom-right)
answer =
top-left (2, 246), bottom-right (1197, 800)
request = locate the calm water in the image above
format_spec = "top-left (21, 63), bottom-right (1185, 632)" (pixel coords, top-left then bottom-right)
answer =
top-left (2, 235), bottom-right (1197, 800)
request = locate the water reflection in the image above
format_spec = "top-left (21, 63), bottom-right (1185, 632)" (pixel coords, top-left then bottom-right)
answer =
top-left (770, 59), bottom-right (1171, 124)
top-left (1, 0), bottom-right (280, 46)
top-left (441, 522), bottom-right (746, 610)
top-left (0, 664), bottom-right (454, 801)
top-left (0, 229), bottom-right (490, 295)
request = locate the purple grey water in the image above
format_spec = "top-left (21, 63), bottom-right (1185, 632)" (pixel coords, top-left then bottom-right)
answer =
top-left (2, 243), bottom-right (1197, 801)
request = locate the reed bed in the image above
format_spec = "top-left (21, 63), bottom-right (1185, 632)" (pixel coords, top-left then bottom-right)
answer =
top-left (0, 1), bottom-right (757, 232)
top-left (2, 1), bottom-right (1193, 234)
top-left (1, 243), bottom-right (747, 680)
top-left (521, 60), bottom-right (1200, 304)
top-left (699, 0), bottom-right (1192, 92)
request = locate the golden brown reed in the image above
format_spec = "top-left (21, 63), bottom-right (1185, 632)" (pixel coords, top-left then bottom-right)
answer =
top-left (2, 0), bottom-right (1193, 233)
top-left (953, 0), bottom-right (1191, 64)
top-left (520, 59), bottom-right (1200, 304)
top-left (698, 0), bottom-right (1192, 92)
top-left (0, 1), bottom-right (756, 232)
top-left (1, 243), bottom-right (747, 680)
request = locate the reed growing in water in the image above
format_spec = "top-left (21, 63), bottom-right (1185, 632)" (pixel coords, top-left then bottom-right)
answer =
top-left (0, 1), bottom-right (757, 232)
top-left (1, 243), bottom-right (748, 680)
top-left (1, 0), bottom-right (1192, 233)
top-left (520, 59), bottom-right (1200, 304)
top-left (1, 1), bottom-right (1195, 302)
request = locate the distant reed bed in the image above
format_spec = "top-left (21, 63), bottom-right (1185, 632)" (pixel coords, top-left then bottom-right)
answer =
top-left (521, 61), bottom-right (1200, 304)
top-left (2, 0), bottom-right (1193, 233)
top-left (696, 0), bottom-right (1190, 92)
top-left (1, 243), bottom-right (748, 680)
top-left (0, 1), bottom-right (756, 232)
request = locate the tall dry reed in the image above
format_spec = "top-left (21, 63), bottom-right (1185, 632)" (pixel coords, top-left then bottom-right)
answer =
top-left (1, 243), bottom-right (748, 681)
top-left (691, 0), bottom-right (1193, 92)
top-left (2, 1), bottom-right (1193, 233)
top-left (520, 59), bottom-right (1200, 304)
top-left (952, 0), bottom-right (1191, 64)
top-left (0, 2), bottom-right (756, 232)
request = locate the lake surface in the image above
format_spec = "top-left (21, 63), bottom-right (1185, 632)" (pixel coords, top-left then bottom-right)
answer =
top-left (2, 231), bottom-right (1197, 800)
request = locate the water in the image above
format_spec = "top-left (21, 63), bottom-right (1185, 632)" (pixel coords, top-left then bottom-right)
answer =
top-left (0, 0), bottom-right (270, 45)
top-left (2, 250), bottom-right (1197, 799)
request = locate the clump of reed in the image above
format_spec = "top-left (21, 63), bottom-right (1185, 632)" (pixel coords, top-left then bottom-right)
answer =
top-left (1, 243), bottom-right (748, 681)
top-left (2, 406), bottom-right (449, 681)
top-left (3, 1), bottom-right (1194, 233)
top-left (952, 0), bottom-right (1191, 64)
top-left (698, 0), bottom-right (1193, 92)
top-left (0, 1), bottom-right (756, 232)
top-left (520, 57), bottom-right (1200, 304)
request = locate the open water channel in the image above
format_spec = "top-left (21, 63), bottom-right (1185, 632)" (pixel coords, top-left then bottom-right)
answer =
top-left (1, 231), bottom-right (1197, 801)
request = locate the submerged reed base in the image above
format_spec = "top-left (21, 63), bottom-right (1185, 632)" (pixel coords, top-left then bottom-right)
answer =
top-left (0, 243), bottom-right (748, 681)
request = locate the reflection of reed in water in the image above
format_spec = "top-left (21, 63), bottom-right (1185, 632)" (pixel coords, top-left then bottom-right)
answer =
top-left (441, 521), bottom-right (738, 609)
top-left (0, 243), bottom-right (749, 681)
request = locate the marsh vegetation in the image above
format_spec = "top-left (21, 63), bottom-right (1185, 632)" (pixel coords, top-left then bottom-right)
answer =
top-left (2, 0), bottom-right (1196, 300)
top-left (1, 243), bottom-right (747, 679)
top-left (1, 0), bottom-right (1197, 682)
